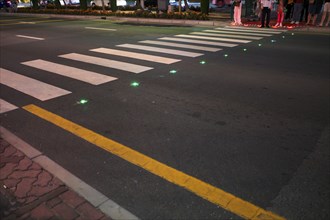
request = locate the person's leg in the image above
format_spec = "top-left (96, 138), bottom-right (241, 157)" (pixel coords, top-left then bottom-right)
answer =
top-left (280, 11), bottom-right (284, 26)
top-left (261, 8), bottom-right (266, 27)
top-left (326, 12), bottom-right (330, 26)
top-left (237, 4), bottom-right (242, 24)
top-left (234, 7), bottom-right (238, 24)
top-left (276, 12), bottom-right (281, 26)
top-left (266, 8), bottom-right (271, 26)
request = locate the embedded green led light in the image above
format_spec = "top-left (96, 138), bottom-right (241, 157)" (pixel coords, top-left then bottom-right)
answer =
top-left (224, 54), bottom-right (228, 57)
top-left (169, 70), bottom-right (177, 74)
top-left (243, 48), bottom-right (247, 52)
top-left (271, 40), bottom-right (276, 43)
top-left (282, 36), bottom-right (285, 39)
top-left (130, 81), bottom-right (140, 87)
top-left (200, 60), bottom-right (206, 64)
top-left (258, 43), bottom-right (262, 47)
top-left (78, 99), bottom-right (88, 104)
top-left (292, 33), bottom-right (295, 35)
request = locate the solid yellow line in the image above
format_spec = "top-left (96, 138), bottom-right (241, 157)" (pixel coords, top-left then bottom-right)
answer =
top-left (23, 104), bottom-right (285, 220)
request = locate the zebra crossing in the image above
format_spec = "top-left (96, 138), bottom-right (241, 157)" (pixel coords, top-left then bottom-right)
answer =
top-left (0, 26), bottom-right (287, 114)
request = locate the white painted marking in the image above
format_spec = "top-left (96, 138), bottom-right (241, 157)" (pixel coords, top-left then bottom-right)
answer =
top-left (224, 26), bottom-right (286, 32)
top-left (0, 99), bottom-right (18, 114)
top-left (22, 59), bottom-right (117, 85)
top-left (204, 29), bottom-right (272, 37)
top-left (139, 40), bottom-right (222, 52)
top-left (158, 37), bottom-right (238, 47)
top-left (85, 27), bottom-right (117, 31)
top-left (116, 44), bottom-right (203, 57)
top-left (16, 35), bottom-right (45, 40)
top-left (190, 32), bottom-right (263, 40)
top-left (90, 48), bottom-right (181, 64)
top-left (218, 27), bottom-right (282, 34)
top-left (0, 68), bottom-right (71, 101)
top-left (175, 34), bottom-right (251, 43)
top-left (18, 21), bottom-right (36, 24)
top-left (0, 126), bottom-right (139, 220)
top-left (59, 53), bottom-right (153, 74)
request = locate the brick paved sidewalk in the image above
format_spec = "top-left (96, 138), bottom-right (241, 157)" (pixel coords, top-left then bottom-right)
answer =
top-left (0, 137), bottom-right (112, 220)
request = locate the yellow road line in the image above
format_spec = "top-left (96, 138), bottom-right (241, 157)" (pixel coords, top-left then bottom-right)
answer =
top-left (23, 104), bottom-right (285, 220)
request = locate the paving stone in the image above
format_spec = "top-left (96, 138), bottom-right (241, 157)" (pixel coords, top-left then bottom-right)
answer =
top-left (3, 178), bottom-right (21, 189)
top-left (33, 170), bottom-right (53, 187)
top-left (0, 155), bottom-right (24, 165)
top-left (3, 145), bottom-right (17, 158)
top-left (28, 184), bottom-right (60, 198)
top-left (12, 150), bottom-right (24, 157)
top-left (16, 157), bottom-right (33, 171)
top-left (0, 163), bottom-right (18, 180)
top-left (0, 140), bottom-right (8, 153)
top-left (46, 197), bottom-right (62, 208)
top-left (30, 203), bottom-right (54, 220)
top-left (29, 162), bottom-right (42, 171)
top-left (59, 190), bottom-right (85, 208)
top-left (52, 202), bottom-right (79, 220)
top-left (14, 177), bottom-right (37, 198)
top-left (24, 195), bottom-right (38, 204)
top-left (18, 212), bottom-right (30, 220)
top-left (76, 202), bottom-right (105, 220)
top-left (9, 170), bottom-right (41, 179)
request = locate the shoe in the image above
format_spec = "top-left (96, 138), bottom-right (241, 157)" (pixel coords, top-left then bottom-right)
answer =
top-left (274, 23), bottom-right (279, 27)
top-left (291, 21), bottom-right (295, 24)
top-left (295, 21), bottom-right (299, 24)
top-left (279, 23), bottom-right (282, 27)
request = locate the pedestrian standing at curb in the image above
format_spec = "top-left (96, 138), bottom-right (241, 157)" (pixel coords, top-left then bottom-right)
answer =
top-left (306, 0), bottom-right (323, 25)
top-left (232, 0), bottom-right (243, 25)
top-left (285, 0), bottom-right (294, 20)
top-left (275, 0), bottom-right (286, 27)
top-left (291, 0), bottom-right (304, 24)
top-left (319, 0), bottom-right (330, 26)
top-left (260, 0), bottom-right (273, 27)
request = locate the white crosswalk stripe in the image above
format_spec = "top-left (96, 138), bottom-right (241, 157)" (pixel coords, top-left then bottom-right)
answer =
top-left (0, 99), bottom-right (18, 114)
top-left (90, 48), bottom-right (181, 64)
top-left (175, 34), bottom-right (251, 43)
top-left (203, 29), bottom-right (272, 37)
top-left (59, 53), bottom-right (153, 74)
top-left (138, 40), bottom-right (222, 52)
top-left (189, 32), bottom-right (263, 40)
top-left (2, 26), bottom-right (284, 114)
top-left (116, 44), bottom-right (203, 57)
top-left (217, 27), bottom-right (283, 34)
top-left (158, 37), bottom-right (238, 47)
top-left (224, 26), bottom-right (286, 32)
top-left (22, 59), bottom-right (118, 85)
top-left (0, 68), bottom-right (71, 101)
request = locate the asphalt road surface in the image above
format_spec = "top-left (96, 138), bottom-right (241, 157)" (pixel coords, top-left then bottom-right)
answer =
top-left (1, 15), bottom-right (329, 220)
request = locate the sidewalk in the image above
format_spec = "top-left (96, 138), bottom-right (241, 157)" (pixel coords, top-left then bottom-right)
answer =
top-left (1, 12), bottom-right (329, 33)
top-left (0, 133), bottom-right (112, 220)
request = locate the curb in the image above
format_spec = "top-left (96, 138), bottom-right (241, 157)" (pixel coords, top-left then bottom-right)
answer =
top-left (0, 126), bottom-right (139, 220)
top-left (1, 12), bottom-right (329, 33)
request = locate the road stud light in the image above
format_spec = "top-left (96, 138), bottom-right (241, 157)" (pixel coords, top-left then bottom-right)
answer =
top-left (130, 81), bottom-right (140, 87)
top-left (77, 99), bottom-right (88, 105)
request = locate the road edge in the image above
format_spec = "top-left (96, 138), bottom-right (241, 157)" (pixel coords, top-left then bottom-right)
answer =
top-left (0, 126), bottom-right (139, 220)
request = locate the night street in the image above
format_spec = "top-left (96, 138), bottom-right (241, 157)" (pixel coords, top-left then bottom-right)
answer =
top-left (1, 14), bottom-right (329, 220)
